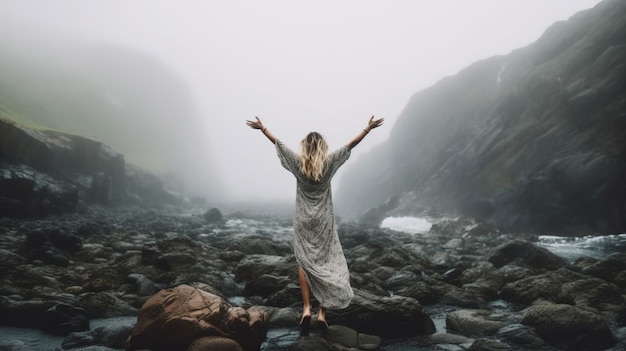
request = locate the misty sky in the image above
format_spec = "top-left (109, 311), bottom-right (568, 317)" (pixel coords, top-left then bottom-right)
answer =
top-left (0, 0), bottom-right (602, 202)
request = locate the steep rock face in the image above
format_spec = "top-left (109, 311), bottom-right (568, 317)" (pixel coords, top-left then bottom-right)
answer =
top-left (337, 0), bottom-right (626, 234)
top-left (0, 117), bottom-right (125, 190)
top-left (0, 117), bottom-right (179, 217)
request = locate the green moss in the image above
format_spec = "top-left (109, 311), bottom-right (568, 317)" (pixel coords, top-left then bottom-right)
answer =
top-left (0, 98), bottom-right (40, 129)
top-left (0, 99), bottom-right (73, 136)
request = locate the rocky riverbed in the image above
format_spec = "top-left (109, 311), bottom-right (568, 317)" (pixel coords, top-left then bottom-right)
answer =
top-left (0, 204), bottom-right (625, 351)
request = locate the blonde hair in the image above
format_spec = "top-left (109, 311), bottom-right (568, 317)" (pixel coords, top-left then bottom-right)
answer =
top-left (300, 132), bottom-right (328, 181)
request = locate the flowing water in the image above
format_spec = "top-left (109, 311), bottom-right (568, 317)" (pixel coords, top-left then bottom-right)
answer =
top-left (537, 233), bottom-right (626, 261)
top-left (0, 317), bottom-right (137, 351)
top-left (381, 216), bottom-right (626, 262)
top-left (380, 216), bottom-right (435, 234)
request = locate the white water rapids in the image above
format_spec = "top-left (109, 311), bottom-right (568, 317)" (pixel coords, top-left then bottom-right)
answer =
top-left (381, 216), bottom-right (626, 262)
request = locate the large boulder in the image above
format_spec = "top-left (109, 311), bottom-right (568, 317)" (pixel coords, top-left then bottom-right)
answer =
top-left (495, 323), bottom-right (545, 349)
top-left (446, 309), bottom-right (517, 338)
top-left (557, 277), bottom-right (624, 312)
top-left (396, 278), bottom-right (455, 305)
top-left (234, 254), bottom-right (297, 282)
top-left (500, 268), bottom-right (584, 304)
top-left (18, 228), bottom-right (82, 267)
top-left (0, 296), bottom-right (89, 336)
top-left (203, 207), bottom-right (224, 225)
top-left (323, 324), bottom-right (381, 350)
top-left (62, 321), bottom-right (136, 350)
top-left (243, 274), bottom-right (290, 297)
top-left (582, 252), bottom-right (626, 283)
top-left (140, 237), bottom-right (240, 297)
top-left (226, 236), bottom-right (292, 256)
top-left (327, 289), bottom-right (435, 338)
top-left (521, 302), bottom-right (615, 350)
top-left (79, 292), bottom-right (137, 318)
top-left (125, 284), bottom-right (268, 351)
top-left (487, 239), bottom-right (567, 271)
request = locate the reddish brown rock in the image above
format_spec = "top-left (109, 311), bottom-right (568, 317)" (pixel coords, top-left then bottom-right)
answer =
top-left (187, 336), bottom-right (244, 351)
top-left (125, 284), bottom-right (268, 351)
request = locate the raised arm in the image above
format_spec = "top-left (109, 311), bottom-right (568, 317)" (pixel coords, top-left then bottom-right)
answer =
top-left (246, 116), bottom-right (277, 144)
top-left (347, 115), bottom-right (384, 149)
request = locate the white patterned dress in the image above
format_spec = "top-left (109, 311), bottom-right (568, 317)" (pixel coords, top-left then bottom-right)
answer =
top-left (275, 140), bottom-right (354, 309)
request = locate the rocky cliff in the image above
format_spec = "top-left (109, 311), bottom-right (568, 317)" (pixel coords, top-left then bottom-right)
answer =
top-left (0, 37), bottom-right (220, 198)
top-left (0, 117), bottom-right (180, 217)
top-left (337, 0), bottom-right (626, 234)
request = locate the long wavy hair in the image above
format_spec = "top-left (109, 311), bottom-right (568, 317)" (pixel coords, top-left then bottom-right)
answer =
top-left (300, 132), bottom-right (328, 181)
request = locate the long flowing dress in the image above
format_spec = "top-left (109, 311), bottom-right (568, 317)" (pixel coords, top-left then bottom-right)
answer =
top-left (275, 140), bottom-right (354, 309)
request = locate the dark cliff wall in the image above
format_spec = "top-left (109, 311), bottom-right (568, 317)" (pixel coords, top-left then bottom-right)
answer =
top-left (337, 0), bottom-right (626, 234)
top-left (0, 117), bottom-right (182, 218)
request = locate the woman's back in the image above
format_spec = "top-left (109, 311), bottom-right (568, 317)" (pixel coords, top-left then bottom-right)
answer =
top-left (245, 115), bottom-right (383, 323)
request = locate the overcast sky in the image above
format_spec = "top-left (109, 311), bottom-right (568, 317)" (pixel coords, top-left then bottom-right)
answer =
top-left (0, 0), bottom-right (603, 202)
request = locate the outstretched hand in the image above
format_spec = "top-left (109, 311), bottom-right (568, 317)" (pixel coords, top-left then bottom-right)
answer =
top-left (246, 116), bottom-right (265, 130)
top-left (246, 116), bottom-right (277, 144)
top-left (366, 115), bottom-right (384, 131)
top-left (348, 115), bottom-right (384, 149)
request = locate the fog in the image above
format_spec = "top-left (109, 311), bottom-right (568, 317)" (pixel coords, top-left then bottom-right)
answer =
top-left (0, 0), bottom-right (602, 203)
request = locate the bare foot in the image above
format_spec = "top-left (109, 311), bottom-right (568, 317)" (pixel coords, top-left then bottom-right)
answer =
top-left (317, 306), bottom-right (328, 328)
top-left (300, 305), bottom-right (312, 325)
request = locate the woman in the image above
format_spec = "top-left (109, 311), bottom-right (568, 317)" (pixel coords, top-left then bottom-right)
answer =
top-left (245, 115), bottom-right (383, 330)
